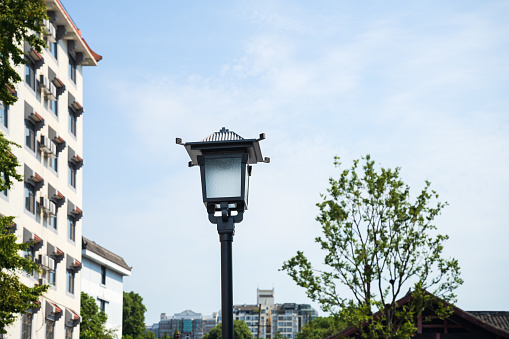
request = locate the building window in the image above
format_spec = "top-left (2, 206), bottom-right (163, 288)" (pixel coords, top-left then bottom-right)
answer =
top-left (50, 42), bottom-right (58, 59)
top-left (0, 104), bottom-right (8, 128)
top-left (48, 268), bottom-right (56, 286)
top-left (68, 54), bottom-right (76, 83)
top-left (50, 153), bottom-right (58, 172)
top-left (1, 172), bottom-right (7, 196)
top-left (68, 162), bottom-right (76, 188)
top-left (25, 120), bottom-right (36, 151)
top-left (65, 326), bottom-right (73, 339)
top-left (50, 98), bottom-right (58, 116)
top-left (101, 266), bottom-right (106, 285)
top-left (25, 59), bottom-right (36, 90)
top-left (67, 270), bottom-right (74, 294)
top-left (68, 109), bottom-right (76, 136)
top-left (68, 217), bottom-right (75, 241)
top-left (49, 212), bottom-right (57, 230)
top-left (98, 298), bottom-right (106, 312)
top-left (24, 183), bottom-right (35, 213)
top-left (21, 313), bottom-right (32, 339)
top-left (45, 319), bottom-right (54, 339)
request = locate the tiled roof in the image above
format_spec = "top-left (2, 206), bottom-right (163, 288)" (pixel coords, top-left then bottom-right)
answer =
top-left (469, 311), bottom-right (509, 333)
top-left (201, 127), bottom-right (244, 142)
top-left (82, 237), bottom-right (131, 272)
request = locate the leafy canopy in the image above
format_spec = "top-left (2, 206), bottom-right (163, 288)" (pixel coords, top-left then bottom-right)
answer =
top-left (80, 292), bottom-right (115, 339)
top-left (296, 316), bottom-right (346, 339)
top-left (202, 320), bottom-right (252, 339)
top-left (282, 155), bottom-right (463, 338)
top-left (0, 0), bottom-right (47, 105)
top-left (123, 291), bottom-right (147, 338)
top-left (0, 133), bottom-right (48, 334)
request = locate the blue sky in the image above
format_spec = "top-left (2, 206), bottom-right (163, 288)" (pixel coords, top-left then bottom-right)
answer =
top-left (61, 0), bottom-right (509, 324)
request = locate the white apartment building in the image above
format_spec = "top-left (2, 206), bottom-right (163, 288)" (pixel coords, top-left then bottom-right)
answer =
top-left (81, 237), bottom-right (132, 337)
top-left (232, 289), bottom-right (318, 339)
top-left (0, 0), bottom-right (100, 338)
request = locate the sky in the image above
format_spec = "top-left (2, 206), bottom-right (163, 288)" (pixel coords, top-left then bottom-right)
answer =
top-left (60, 0), bottom-right (509, 325)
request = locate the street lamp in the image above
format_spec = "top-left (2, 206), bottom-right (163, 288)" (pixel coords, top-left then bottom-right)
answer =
top-left (177, 127), bottom-right (269, 339)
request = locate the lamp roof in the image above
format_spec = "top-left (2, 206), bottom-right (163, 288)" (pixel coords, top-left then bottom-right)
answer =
top-left (201, 127), bottom-right (244, 142)
top-left (178, 127), bottom-right (269, 167)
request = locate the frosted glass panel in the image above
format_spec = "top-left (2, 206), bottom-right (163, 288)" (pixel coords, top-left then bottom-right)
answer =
top-left (204, 157), bottom-right (242, 198)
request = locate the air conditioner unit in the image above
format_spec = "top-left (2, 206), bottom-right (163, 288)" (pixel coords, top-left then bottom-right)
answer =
top-left (39, 135), bottom-right (50, 152)
top-left (46, 141), bottom-right (57, 159)
top-left (39, 74), bottom-right (49, 92)
top-left (40, 196), bottom-right (49, 211)
top-left (46, 83), bottom-right (57, 101)
top-left (42, 19), bottom-right (56, 43)
top-left (39, 254), bottom-right (50, 270)
top-left (48, 201), bottom-right (56, 216)
top-left (48, 257), bottom-right (55, 271)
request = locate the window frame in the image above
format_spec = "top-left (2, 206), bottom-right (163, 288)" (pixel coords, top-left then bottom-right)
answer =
top-left (0, 103), bottom-right (8, 128)
top-left (68, 162), bottom-right (76, 188)
top-left (45, 318), bottom-right (55, 339)
top-left (67, 269), bottom-right (74, 294)
top-left (25, 58), bottom-right (36, 90)
top-left (68, 216), bottom-right (76, 241)
top-left (21, 312), bottom-right (33, 339)
top-left (101, 266), bottom-right (106, 285)
top-left (24, 182), bottom-right (35, 214)
top-left (68, 109), bottom-right (77, 136)
top-left (68, 54), bottom-right (76, 83)
top-left (25, 120), bottom-right (36, 152)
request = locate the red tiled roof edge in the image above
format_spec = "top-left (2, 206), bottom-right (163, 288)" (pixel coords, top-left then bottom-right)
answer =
top-left (53, 0), bottom-right (102, 62)
top-left (82, 38), bottom-right (103, 62)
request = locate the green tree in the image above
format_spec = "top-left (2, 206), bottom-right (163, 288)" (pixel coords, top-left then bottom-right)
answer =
top-left (0, 0), bottom-right (47, 105)
top-left (80, 292), bottom-right (115, 339)
top-left (123, 291), bottom-right (147, 338)
top-left (0, 135), bottom-right (48, 334)
top-left (202, 320), bottom-right (252, 339)
top-left (296, 317), bottom-right (346, 339)
top-left (282, 155), bottom-right (463, 339)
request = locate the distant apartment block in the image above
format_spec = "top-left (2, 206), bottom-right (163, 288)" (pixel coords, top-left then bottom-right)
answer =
top-left (81, 237), bottom-right (132, 337)
top-left (147, 310), bottom-right (207, 339)
top-left (147, 289), bottom-right (317, 339)
top-left (0, 0), bottom-right (101, 338)
top-left (232, 289), bottom-right (318, 339)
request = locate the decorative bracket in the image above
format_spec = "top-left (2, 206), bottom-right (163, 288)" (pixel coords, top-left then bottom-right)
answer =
top-left (208, 202), bottom-right (244, 241)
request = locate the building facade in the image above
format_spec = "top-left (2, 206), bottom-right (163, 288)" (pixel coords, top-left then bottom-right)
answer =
top-left (81, 237), bottom-right (131, 337)
top-left (148, 289), bottom-right (317, 339)
top-left (0, 0), bottom-right (100, 337)
top-left (232, 289), bottom-right (318, 339)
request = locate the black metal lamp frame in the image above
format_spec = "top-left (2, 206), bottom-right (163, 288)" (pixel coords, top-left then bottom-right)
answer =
top-left (178, 128), bottom-right (268, 339)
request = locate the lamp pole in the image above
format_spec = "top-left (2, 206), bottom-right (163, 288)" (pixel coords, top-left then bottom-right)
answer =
top-left (178, 128), bottom-right (269, 339)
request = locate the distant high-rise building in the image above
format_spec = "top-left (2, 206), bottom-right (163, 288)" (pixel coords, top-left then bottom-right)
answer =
top-left (0, 0), bottom-right (101, 337)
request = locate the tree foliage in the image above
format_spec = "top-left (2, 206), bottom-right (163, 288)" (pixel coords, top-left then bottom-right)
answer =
top-left (296, 316), bottom-right (346, 339)
top-left (202, 320), bottom-right (253, 339)
top-left (80, 292), bottom-right (115, 339)
top-left (0, 0), bottom-right (47, 105)
top-left (123, 291), bottom-right (147, 338)
top-left (282, 155), bottom-right (463, 338)
top-left (0, 134), bottom-right (48, 334)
